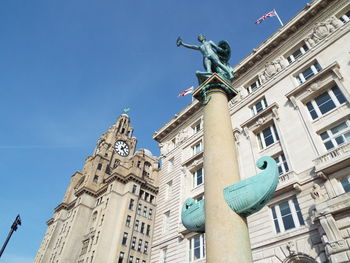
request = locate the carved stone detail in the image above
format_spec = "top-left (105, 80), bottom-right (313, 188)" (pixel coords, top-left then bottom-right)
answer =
top-left (307, 82), bottom-right (319, 93)
top-left (176, 128), bottom-right (189, 145)
top-left (306, 16), bottom-right (342, 48)
top-left (260, 56), bottom-right (287, 84)
top-left (310, 183), bottom-right (325, 201)
top-left (254, 117), bottom-right (266, 128)
top-left (272, 107), bottom-right (279, 120)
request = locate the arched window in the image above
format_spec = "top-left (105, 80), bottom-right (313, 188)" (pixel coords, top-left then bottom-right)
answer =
top-left (283, 253), bottom-right (317, 263)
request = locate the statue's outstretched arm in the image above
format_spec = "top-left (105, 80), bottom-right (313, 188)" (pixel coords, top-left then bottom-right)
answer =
top-left (176, 37), bottom-right (200, 50)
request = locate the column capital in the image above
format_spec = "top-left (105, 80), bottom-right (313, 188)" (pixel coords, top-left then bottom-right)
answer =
top-left (193, 73), bottom-right (238, 104)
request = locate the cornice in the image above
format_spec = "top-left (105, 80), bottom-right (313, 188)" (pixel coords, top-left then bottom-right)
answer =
top-left (232, 0), bottom-right (334, 81)
top-left (153, 100), bottom-right (202, 143)
top-left (54, 200), bottom-right (76, 213)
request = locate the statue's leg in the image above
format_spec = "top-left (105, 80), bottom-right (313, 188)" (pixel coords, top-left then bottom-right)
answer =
top-left (204, 58), bottom-right (212, 73)
top-left (215, 61), bottom-right (233, 78)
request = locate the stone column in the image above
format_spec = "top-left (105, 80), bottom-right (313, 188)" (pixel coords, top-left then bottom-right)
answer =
top-left (194, 74), bottom-right (253, 263)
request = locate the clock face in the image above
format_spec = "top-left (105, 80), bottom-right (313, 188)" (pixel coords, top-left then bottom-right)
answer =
top-left (114, 140), bottom-right (130, 157)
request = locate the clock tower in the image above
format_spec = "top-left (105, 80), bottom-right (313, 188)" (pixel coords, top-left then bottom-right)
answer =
top-left (35, 114), bottom-right (159, 263)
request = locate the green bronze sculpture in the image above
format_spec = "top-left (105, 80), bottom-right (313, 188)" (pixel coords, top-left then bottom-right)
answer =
top-left (177, 34), bottom-right (234, 82)
top-left (181, 156), bottom-right (279, 232)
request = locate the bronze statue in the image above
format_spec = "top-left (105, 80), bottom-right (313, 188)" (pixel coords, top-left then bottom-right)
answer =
top-left (177, 34), bottom-right (234, 81)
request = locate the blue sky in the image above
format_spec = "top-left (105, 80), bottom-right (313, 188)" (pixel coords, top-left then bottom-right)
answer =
top-left (0, 0), bottom-right (308, 261)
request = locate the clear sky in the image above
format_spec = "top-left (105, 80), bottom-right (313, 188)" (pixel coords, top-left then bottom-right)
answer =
top-left (0, 0), bottom-right (309, 261)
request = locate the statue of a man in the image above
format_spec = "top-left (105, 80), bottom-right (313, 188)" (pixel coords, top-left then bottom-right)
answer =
top-left (177, 34), bottom-right (234, 80)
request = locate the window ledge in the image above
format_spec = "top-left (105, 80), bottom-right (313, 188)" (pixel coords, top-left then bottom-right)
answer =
top-left (182, 151), bottom-right (204, 167)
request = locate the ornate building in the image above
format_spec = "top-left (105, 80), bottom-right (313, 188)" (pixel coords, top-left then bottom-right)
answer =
top-left (34, 114), bottom-right (159, 263)
top-left (151, 0), bottom-right (350, 262)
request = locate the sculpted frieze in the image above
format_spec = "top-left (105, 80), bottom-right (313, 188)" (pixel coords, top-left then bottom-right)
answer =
top-left (260, 56), bottom-right (287, 84)
top-left (306, 16), bottom-right (342, 48)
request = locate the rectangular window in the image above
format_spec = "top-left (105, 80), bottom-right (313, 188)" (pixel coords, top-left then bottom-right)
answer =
top-left (143, 207), bottom-right (147, 217)
top-left (129, 255), bottom-right (133, 263)
top-left (340, 9), bottom-right (350, 23)
top-left (189, 234), bottom-right (206, 262)
top-left (192, 141), bottom-right (202, 155)
top-left (246, 78), bottom-right (261, 94)
top-left (122, 232), bottom-right (128, 246)
top-left (129, 199), bottom-right (134, 210)
top-left (118, 252), bottom-right (124, 263)
top-left (144, 241), bottom-right (148, 254)
top-left (295, 62), bottom-right (322, 84)
top-left (257, 124), bottom-right (280, 149)
top-left (140, 222), bottom-right (145, 234)
top-left (274, 153), bottom-right (289, 175)
top-left (340, 176), bottom-right (350, 193)
top-left (320, 120), bottom-right (350, 150)
top-left (193, 167), bottom-right (204, 188)
top-left (136, 259), bottom-right (140, 263)
top-left (306, 86), bottom-right (347, 120)
top-left (125, 215), bottom-right (131, 227)
top-left (146, 225), bottom-right (151, 236)
top-left (148, 208), bottom-right (153, 220)
top-left (131, 237), bottom-right (136, 250)
top-left (93, 175), bottom-right (99, 182)
top-left (271, 198), bottom-right (304, 233)
top-left (251, 97), bottom-right (268, 116)
top-left (287, 43), bottom-right (309, 64)
top-left (132, 184), bottom-right (137, 194)
top-left (192, 122), bottom-right (202, 134)
top-left (137, 239), bottom-right (142, 252)
top-left (137, 204), bottom-right (142, 215)
top-left (134, 220), bottom-right (139, 231)
top-left (163, 211), bottom-right (170, 232)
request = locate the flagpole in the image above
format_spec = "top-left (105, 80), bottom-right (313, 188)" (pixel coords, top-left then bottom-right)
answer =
top-left (274, 9), bottom-right (284, 26)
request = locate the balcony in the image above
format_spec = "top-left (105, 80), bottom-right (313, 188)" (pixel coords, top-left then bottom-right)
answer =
top-left (314, 143), bottom-right (350, 174)
top-left (276, 171), bottom-right (299, 192)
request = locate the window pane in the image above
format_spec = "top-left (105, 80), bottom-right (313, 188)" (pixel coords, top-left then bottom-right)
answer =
top-left (332, 86), bottom-right (347, 104)
top-left (320, 131), bottom-right (329, 140)
top-left (255, 101), bottom-right (263, 113)
top-left (335, 136), bottom-right (345, 145)
top-left (282, 214), bottom-right (295, 230)
top-left (292, 49), bottom-right (303, 59)
top-left (302, 44), bottom-right (309, 52)
top-left (306, 102), bottom-right (318, 119)
top-left (340, 177), bottom-right (350, 193)
top-left (314, 62), bottom-right (322, 72)
top-left (315, 92), bottom-right (336, 114)
top-left (279, 201), bottom-right (291, 216)
top-left (331, 122), bottom-right (347, 135)
top-left (324, 140), bottom-right (334, 150)
top-left (293, 198), bottom-right (304, 225)
top-left (263, 128), bottom-right (274, 147)
top-left (303, 67), bottom-right (314, 80)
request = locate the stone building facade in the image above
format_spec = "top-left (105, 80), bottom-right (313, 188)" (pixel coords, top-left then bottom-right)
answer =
top-left (34, 114), bottom-right (159, 263)
top-left (151, 0), bottom-right (350, 262)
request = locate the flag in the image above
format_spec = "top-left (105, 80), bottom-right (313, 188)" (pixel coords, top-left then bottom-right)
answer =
top-left (178, 86), bottom-right (194, 97)
top-left (255, 10), bottom-right (277, 24)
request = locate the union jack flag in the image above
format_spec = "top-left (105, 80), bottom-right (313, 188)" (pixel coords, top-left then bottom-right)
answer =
top-left (255, 10), bottom-right (277, 24)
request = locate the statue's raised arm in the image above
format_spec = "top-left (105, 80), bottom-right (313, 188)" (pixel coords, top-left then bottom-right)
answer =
top-left (177, 34), bottom-right (234, 82)
top-left (176, 37), bottom-right (200, 50)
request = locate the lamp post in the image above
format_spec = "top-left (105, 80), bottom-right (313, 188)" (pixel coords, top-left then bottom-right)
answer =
top-left (0, 215), bottom-right (21, 258)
